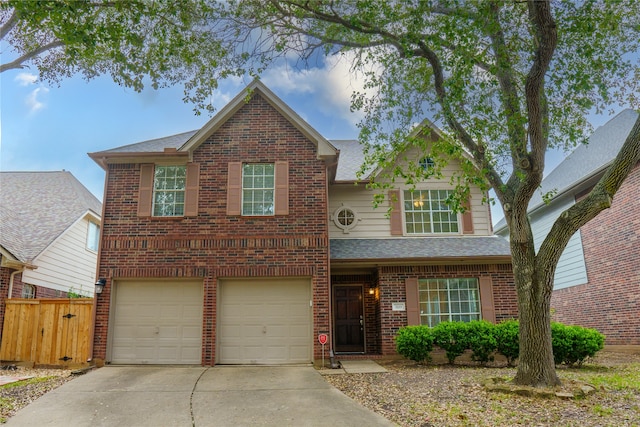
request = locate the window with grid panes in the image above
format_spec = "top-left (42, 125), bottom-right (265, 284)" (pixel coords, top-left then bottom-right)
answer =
top-left (404, 189), bottom-right (459, 234)
top-left (242, 164), bottom-right (275, 215)
top-left (418, 278), bottom-right (481, 327)
top-left (153, 166), bottom-right (186, 216)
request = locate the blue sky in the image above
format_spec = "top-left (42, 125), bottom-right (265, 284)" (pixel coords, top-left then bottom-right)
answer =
top-left (0, 55), bottom-right (626, 225)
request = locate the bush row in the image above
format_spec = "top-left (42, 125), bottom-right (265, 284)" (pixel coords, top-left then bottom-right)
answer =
top-left (395, 320), bottom-right (604, 367)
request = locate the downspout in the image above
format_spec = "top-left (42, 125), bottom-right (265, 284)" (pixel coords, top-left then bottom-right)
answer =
top-left (8, 268), bottom-right (23, 299)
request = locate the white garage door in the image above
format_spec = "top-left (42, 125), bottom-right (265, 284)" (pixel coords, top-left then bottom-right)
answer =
top-left (110, 280), bottom-right (203, 364)
top-left (218, 278), bottom-right (312, 364)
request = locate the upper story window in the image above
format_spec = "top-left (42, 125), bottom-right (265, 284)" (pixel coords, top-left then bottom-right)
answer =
top-left (332, 206), bottom-right (359, 233)
top-left (404, 189), bottom-right (459, 234)
top-left (419, 278), bottom-right (480, 327)
top-left (419, 157), bottom-right (435, 171)
top-left (242, 164), bottom-right (275, 216)
top-left (22, 283), bottom-right (36, 299)
top-left (153, 166), bottom-right (186, 216)
top-left (87, 221), bottom-right (100, 252)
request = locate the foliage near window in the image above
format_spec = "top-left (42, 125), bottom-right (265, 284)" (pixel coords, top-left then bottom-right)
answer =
top-left (153, 166), bottom-right (186, 217)
top-left (242, 164), bottom-right (274, 216)
top-left (395, 325), bottom-right (434, 363)
top-left (419, 157), bottom-right (435, 171)
top-left (395, 320), bottom-right (604, 367)
top-left (419, 278), bottom-right (480, 327)
top-left (404, 190), bottom-right (458, 234)
top-left (86, 221), bottom-right (100, 252)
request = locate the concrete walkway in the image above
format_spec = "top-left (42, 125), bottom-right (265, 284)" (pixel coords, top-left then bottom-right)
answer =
top-left (7, 366), bottom-right (396, 426)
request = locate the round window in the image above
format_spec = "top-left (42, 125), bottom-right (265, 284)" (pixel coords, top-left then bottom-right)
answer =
top-left (333, 206), bottom-right (359, 233)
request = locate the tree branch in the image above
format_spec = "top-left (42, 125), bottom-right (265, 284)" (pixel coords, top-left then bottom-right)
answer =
top-left (0, 40), bottom-right (64, 73)
top-left (0, 8), bottom-right (18, 40)
top-left (508, 0), bottom-right (557, 236)
top-left (537, 114), bottom-right (640, 276)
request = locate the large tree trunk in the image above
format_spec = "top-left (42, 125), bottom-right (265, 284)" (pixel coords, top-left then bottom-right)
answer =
top-left (508, 225), bottom-right (561, 387)
top-left (512, 272), bottom-right (560, 386)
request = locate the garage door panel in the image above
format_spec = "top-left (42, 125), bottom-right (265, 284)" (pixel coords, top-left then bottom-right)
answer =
top-left (110, 280), bottom-right (203, 365)
top-left (218, 278), bottom-right (312, 365)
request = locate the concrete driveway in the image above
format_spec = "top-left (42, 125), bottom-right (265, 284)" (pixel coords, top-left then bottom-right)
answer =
top-left (7, 366), bottom-right (396, 426)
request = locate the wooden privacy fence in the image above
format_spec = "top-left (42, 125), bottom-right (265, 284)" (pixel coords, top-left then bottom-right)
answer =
top-left (0, 298), bottom-right (93, 367)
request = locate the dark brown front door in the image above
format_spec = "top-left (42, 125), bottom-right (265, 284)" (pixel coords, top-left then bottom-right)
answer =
top-left (333, 286), bottom-right (364, 353)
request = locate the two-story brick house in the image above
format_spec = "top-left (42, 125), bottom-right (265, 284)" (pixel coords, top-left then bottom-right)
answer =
top-left (89, 81), bottom-right (517, 366)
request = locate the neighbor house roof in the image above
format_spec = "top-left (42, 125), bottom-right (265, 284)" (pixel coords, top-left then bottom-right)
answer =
top-left (494, 109), bottom-right (639, 232)
top-left (330, 236), bottom-right (511, 264)
top-left (0, 171), bottom-right (102, 263)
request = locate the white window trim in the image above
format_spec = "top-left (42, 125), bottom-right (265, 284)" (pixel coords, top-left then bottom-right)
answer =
top-left (86, 221), bottom-right (100, 252)
top-left (22, 283), bottom-right (36, 299)
top-left (241, 163), bottom-right (275, 216)
top-left (152, 165), bottom-right (187, 217)
top-left (418, 278), bottom-right (481, 327)
top-left (403, 189), bottom-right (461, 235)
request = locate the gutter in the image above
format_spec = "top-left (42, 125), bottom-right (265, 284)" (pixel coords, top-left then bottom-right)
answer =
top-left (6, 262), bottom-right (36, 299)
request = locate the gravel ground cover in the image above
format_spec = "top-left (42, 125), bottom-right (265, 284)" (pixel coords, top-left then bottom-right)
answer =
top-left (325, 351), bottom-right (640, 427)
top-left (0, 366), bottom-right (73, 423)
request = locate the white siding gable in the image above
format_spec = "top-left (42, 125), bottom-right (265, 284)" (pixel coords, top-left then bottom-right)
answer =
top-left (329, 149), bottom-right (492, 238)
top-left (22, 212), bottom-right (99, 296)
top-left (498, 194), bottom-right (587, 290)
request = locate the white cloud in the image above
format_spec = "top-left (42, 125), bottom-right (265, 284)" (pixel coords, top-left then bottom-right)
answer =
top-left (26, 87), bottom-right (49, 114)
top-left (262, 52), bottom-right (373, 127)
top-left (14, 72), bottom-right (38, 86)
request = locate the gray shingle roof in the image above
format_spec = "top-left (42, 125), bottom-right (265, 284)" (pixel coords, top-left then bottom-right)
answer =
top-left (0, 171), bottom-right (102, 263)
top-left (495, 109), bottom-right (639, 231)
top-left (331, 140), bottom-right (375, 181)
top-left (101, 130), bottom-right (198, 153)
top-left (330, 237), bottom-right (511, 261)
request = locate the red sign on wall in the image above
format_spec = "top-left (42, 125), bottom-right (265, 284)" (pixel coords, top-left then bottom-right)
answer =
top-left (318, 333), bottom-right (328, 345)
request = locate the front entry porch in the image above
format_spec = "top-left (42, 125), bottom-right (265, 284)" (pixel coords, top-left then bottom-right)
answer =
top-left (331, 272), bottom-right (380, 355)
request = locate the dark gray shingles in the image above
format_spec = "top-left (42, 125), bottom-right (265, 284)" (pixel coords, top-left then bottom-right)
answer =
top-left (331, 140), bottom-right (376, 181)
top-left (495, 109), bottom-right (639, 231)
top-left (529, 109), bottom-right (638, 211)
top-left (330, 237), bottom-right (511, 260)
top-left (100, 130), bottom-right (197, 153)
top-left (0, 171), bottom-right (102, 262)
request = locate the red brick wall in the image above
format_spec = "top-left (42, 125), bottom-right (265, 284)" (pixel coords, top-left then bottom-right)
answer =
top-left (551, 163), bottom-right (640, 345)
top-left (377, 263), bottom-right (517, 355)
top-left (94, 93), bottom-right (331, 365)
top-left (0, 265), bottom-right (11, 338)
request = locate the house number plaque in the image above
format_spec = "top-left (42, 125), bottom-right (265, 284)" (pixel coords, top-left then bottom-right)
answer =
top-left (392, 302), bottom-right (406, 311)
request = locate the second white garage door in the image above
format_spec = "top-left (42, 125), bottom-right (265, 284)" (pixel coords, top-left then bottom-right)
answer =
top-left (109, 280), bottom-right (203, 364)
top-left (218, 278), bottom-right (312, 364)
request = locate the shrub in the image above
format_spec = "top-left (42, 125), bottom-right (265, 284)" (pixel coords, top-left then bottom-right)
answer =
top-left (395, 325), bottom-right (434, 363)
top-left (467, 320), bottom-right (498, 364)
top-left (494, 320), bottom-right (519, 366)
top-left (552, 322), bottom-right (605, 366)
top-left (432, 321), bottom-right (470, 364)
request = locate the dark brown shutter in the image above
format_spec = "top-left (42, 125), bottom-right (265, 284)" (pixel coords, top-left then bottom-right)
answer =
top-left (227, 162), bottom-right (242, 215)
top-left (389, 190), bottom-right (403, 236)
top-left (462, 196), bottom-right (474, 234)
top-left (478, 276), bottom-right (496, 323)
top-left (184, 163), bottom-right (200, 217)
top-left (137, 164), bottom-right (154, 217)
top-left (274, 161), bottom-right (289, 215)
top-left (405, 278), bottom-right (420, 325)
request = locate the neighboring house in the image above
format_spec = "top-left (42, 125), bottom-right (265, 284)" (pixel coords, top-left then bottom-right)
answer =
top-left (495, 109), bottom-right (640, 345)
top-left (0, 171), bottom-right (103, 332)
top-left (88, 80), bottom-right (517, 366)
